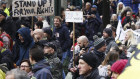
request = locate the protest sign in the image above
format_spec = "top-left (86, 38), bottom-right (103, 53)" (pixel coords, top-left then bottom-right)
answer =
top-left (65, 11), bottom-right (83, 23)
top-left (12, 0), bottom-right (54, 17)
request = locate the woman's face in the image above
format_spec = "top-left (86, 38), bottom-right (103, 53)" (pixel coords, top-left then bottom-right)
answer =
top-left (125, 33), bottom-right (130, 41)
top-left (111, 72), bottom-right (119, 79)
top-left (107, 65), bottom-right (112, 77)
top-left (119, 4), bottom-right (123, 10)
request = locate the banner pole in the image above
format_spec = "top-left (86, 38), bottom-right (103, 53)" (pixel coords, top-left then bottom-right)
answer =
top-left (73, 22), bottom-right (75, 67)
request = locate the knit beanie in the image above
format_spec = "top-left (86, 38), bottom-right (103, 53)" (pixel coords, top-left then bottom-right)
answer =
top-left (79, 53), bottom-right (98, 68)
top-left (0, 10), bottom-right (7, 17)
top-left (103, 28), bottom-right (112, 37)
top-left (111, 59), bottom-right (128, 74)
top-left (93, 35), bottom-right (106, 50)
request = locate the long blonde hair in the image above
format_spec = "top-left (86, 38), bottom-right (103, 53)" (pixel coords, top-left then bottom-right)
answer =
top-left (125, 30), bottom-right (137, 48)
top-left (116, 2), bottom-right (125, 15)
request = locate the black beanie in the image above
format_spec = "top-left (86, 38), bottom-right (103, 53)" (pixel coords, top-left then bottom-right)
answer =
top-left (0, 10), bottom-right (7, 17)
top-left (93, 35), bottom-right (106, 50)
top-left (79, 53), bottom-right (98, 68)
top-left (103, 28), bottom-right (112, 37)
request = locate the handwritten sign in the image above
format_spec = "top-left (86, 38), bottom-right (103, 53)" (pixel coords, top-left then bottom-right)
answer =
top-left (12, 0), bottom-right (54, 17)
top-left (65, 11), bottom-right (83, 23)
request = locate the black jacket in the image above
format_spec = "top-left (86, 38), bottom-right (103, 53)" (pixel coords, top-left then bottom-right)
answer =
top-left (77, 68), bottom-right (102, 79)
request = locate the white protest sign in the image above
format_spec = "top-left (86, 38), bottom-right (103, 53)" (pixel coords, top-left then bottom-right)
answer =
top-left (65, 11), bottom-right (83, 23)
top-left (12, 0), bottom-right (54, 17)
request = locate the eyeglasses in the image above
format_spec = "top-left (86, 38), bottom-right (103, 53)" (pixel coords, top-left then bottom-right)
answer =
top-left (20, 65), bottom-right (30, 68)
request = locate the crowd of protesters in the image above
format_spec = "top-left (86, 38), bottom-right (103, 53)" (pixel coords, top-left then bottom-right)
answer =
top-left (0, 0), bottom-right (140, 79)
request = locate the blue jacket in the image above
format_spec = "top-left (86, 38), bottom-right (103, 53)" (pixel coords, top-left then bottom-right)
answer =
top-left (54, 25), bottom-right (71, 52)
top-left (32, 59), bottom-right (53, 79)
top-left (16, 27), bottom-right (34, 66)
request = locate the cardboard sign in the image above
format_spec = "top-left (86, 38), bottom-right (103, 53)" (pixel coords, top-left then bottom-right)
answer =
top-left (65, 11), bottom-right (83, 23)
top-left (12, 0), bottom-right (54, 17)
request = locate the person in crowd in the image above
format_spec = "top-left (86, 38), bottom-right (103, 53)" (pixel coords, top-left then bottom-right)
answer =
top-left (98, 50), bottom-right (119, 78)
top-left (83, 2), bottom-right (91, 16)
top-left (32, 29), bottom-right (44, 47)
top-left (1, 1), bottom-right (10, 16)
top-left (15, 27), bottom-right (34, 66)
top-left (134, 20), bottom-right (140, 43)
top-left (110, 0), bottom-right (117, 14)
top-left (44, 42), bottom-right (63, 79)
top-left (19, 59), bottom-right (33, 78)
top-left (122, 11), bottom-right (135, 27)
top-left (110, 45), bottom-right (128, 59)
top-left (116, 2), bottom-right (125, 17)
top-left (91, 35), bottom-right (106, 66)
top-left (110, 14), bottom-right (118, 28)
top-left (111, 59), bottom-right (128, 79)
top-left (34, 21), bottom-right (43, 30)
top-left (0, 27), bottom-right (13, 51)
top-left (103, 28), bottom-right (118, 54)
top-left (42, 27), bottom-right (62, 58)
top-left (121, 6), bottom-right (133, 20)
top-left (77, 53), bottom-right (102, 79)
top-left (85, 5), bottom-right (102, 41)
top-left (122, 30), bottom-right (137, 54)
top-left (37, 16), bottom-right (50, 28)
top-left (29, 45), bottom-right (53, 79)
top-left (68, 35), bottom-right (90, 79)
top-left (0, 41), bottom-right (14, 70)
top-left (0, 10), bottom-right (16, 39)
top-left (53, 16), bottom-right (71, 62)
top-left (118, 0), bottom-right (132, 9)
top-left (5, 68), bottom-right (30, 79)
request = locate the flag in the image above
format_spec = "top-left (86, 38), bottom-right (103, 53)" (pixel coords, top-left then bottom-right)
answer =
top-left (118, 43), bottom-right (140, 79)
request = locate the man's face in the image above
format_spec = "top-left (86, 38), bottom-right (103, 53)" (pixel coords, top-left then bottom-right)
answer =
top-left (0, 14), bottom-right (5, 22)
top-left (44, 46), bottom-right (53, 54)
top-left (103, 31), bottom-right (109, 38)
top-left (18, 34), bottom-right (24, 43)
top-left (77, 39), bottom-right (84, 49)
top-left (2, 4), bottom-right (6, 8)
top-left (20, 62), bottom-right (31, 73)
top-left (97, 44), bottom-right (106, 52)
top-left (54, 18), bottom-right (61, 27)
top-left (78, 59), bottom-right (92, 75)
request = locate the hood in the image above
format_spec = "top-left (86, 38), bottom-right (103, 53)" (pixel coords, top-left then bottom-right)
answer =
top-left (32, 59), bottom-right (50, 73)
top-left (16, 27), bottom-right (33, 46)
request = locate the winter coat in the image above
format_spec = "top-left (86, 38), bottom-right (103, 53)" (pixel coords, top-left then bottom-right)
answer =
top-left (85, 17), bottom-right (101, 41)
top-left (32, 59), bottom-right (53, 79)
top-left (77, 68), bottom-right (102, 79)
top-left (105, 37), bottom-right (118, 54)
top-left (16, 27), bottom-right (34, 66)
top-left (54, 25), bottom-right (71, 52)
top-left (45, 53), bottom-right (63, 79)
top-left (93, 49), bottom-right (105, 66)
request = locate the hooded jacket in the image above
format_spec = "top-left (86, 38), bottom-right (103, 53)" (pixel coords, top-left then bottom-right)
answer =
top-left (32, 59), bottom-right (53, 79)
top-left (16, 27), bottom-right (34, 66)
